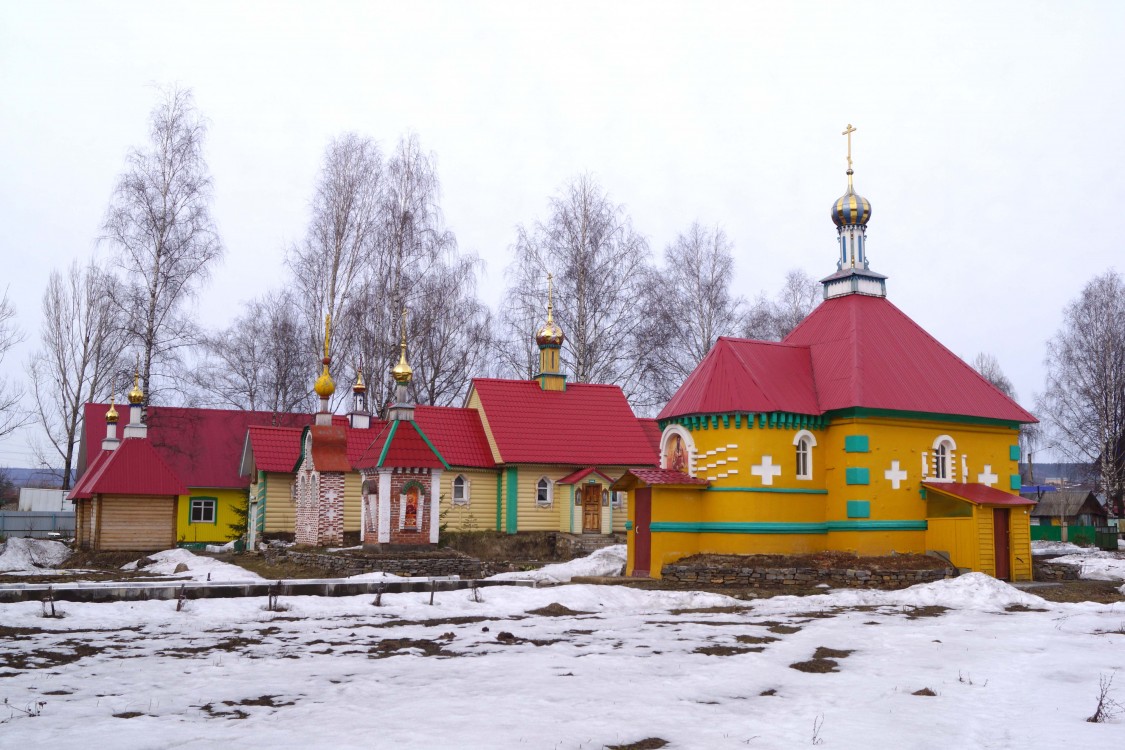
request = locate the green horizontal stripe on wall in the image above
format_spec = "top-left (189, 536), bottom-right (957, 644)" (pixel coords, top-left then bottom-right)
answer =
top-left (828, 407), bottom-right (1022, 429)
top-left (706, 487), bottom-right (829, 495)
top-left (650, 520), bottom-right (927, 534)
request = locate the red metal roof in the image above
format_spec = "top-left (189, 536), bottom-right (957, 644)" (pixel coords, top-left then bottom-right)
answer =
top-left (469, 378), bottom-right (658, 466)
top-left (246, 426), bottom-right (304, 473)
top-left (785, 295), bottom-right (1036, 422)
top-left (639, 419), bottom-right (663, 454)
top-left (658, 338), bottom-right (820, 420)
top-left (610, 468), bottom-right (710, 490)
top-left (659, 295), bottom-right (1037, 424)
top-left (415, 405), bottom-right (495, 468)
top-left (302, 425), bottom-right (351, 473)
top-left (81, 404), bottom-right (319, 488)
top-left (69, 439), bottom-right (188, 500)
top-left (923, 482), bottom-right (1036, 506)
top-left (346, 421), bottom-right (388, 466)
top-left (557, 467), bottom-right (616, 485)
top-left (354, 420), bottom-right (448, 470)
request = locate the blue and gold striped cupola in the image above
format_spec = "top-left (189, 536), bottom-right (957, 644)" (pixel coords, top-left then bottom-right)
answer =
top-left (820, 124), bottom-right (887, 300)
top-left (831, 170), bottom-right (872, 227)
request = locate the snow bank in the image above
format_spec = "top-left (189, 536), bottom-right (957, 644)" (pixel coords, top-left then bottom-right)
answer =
top-left (1049, 549), bottom-right (1125, 581)
top-left (347, 570), bottom-right (406, 581)
top-left (1031, 540), bottom-right (1088, 555)
top-left (121, 548), bottom-right (265, 581)
top-left (487, 544), bottom-right (627, 583)
top-left (0, 537), bottom-right (71, 572)
top-left (753, 572), bottom-right (1047, 613)
top-left (204, 540), bottom-right (237, 553)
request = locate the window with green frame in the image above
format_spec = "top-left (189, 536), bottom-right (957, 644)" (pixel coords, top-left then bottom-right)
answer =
top-left (190, 497), bottom-right (217, 524)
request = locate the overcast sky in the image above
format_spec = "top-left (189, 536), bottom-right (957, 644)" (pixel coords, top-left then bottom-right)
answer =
top-left (1, 1), bottom-right (1123, 467)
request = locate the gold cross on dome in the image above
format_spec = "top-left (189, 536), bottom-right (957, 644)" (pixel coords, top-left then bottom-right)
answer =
top-left (842, 124), bottom-right (856, 169)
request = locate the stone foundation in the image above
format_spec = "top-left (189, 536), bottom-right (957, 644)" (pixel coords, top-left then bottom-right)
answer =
top-left (661, 562), bottom-right (956, 589)
top-left (1033, 560), bottom-right (1080, 581)
top-left (265, 547), bottom-right (482, 578)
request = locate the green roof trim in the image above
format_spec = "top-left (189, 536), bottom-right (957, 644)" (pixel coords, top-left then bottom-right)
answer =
top-left (410, 420), bottom-right (450, 470)
top-left (650, 520), bottom-right (927, 534)
top-left (827, 407), bottom-right (1024, 428)
top-left (375, 420), bottom-right (399, 467)
top-left (658, 412), bottom-right (829, 432)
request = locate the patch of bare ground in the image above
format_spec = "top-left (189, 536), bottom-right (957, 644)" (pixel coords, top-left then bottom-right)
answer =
top-left (113, 711), bottom-right (146, 719)
top-left (495, 631), bottom-right (561, 647)
top-left (1031, 580), bottom-right (1125, 604)
top-left (1005, 603), bottom-right (1049, 612)
top-left (370, 615), bottom-right (497, 629)
top-left (158, 636), bottom-right (263, 658)
top-left (368, 638), bottom-right (455, 658)
top-left (736, 635), bottom-right (779, 645)
top-left (668, 605), bottom-right (753, 616)
top-left (606, 739), bottom-right (668, 750)
top-left (904, 605), bottom-right (949, 619)
top-left (766, 624), bottom-right (802, 635)
top-left (693, 644), bottom-right (765, 656)
top-left (525, 602), bottom-right (592, 617)
top-left (790, 646), bottom-right (854, 673)
top-left (210, 553), bottom-right (334, 580)
top-left (0, 642), bottom-right (103, 671)
top-left (912, 688), bottom-right (937, 696)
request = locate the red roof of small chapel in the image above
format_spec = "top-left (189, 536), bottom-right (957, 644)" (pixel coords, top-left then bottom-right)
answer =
top-left (69, 439), bottom-right (188, 500)
top-left (659, 295), bottom-right (1036, 424)
top-left (470, 379), bottom-right (657, 466)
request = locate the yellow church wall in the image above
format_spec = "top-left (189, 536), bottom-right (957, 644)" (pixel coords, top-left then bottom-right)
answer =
top-left (628, 486), bottom-right (703, 578)
top-left (926, 518), bottom-right (979, 571)
top-left (439, 468), bottom-right (499, 532)
top-left (176, 487), bottom-right (246, 544)
top-left (343, 472), bottom-right (362, 532)
top-left (1009, 507), bottom-right (1032, 580)
top-left (258, 471), bottom-right (296, 533)
top-left (515, 465), bottom-right (574, 532)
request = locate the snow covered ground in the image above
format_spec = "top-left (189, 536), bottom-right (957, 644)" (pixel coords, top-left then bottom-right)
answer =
top-left (487, 543), bottom-right (627, 582)
top-left (2, 573), bottom-right (1123, 748)
top-left (1032, 539), bottom-right (1125, 582)
top-left (0, 538), bottom-right (71, 573)
top-left (120, 548), bottom-right (265, 582)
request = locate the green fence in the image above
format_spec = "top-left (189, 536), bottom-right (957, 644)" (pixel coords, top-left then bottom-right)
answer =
top-left (1030, 525), bottom-right (1097, 544)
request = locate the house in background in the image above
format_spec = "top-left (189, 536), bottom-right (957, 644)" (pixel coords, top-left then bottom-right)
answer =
top-left (1030, 491), bottom-right (1108, 541)
top-left (616, 146), bottom-right (1038, 581)
top-left (69, 392), bottom-right (187, 551)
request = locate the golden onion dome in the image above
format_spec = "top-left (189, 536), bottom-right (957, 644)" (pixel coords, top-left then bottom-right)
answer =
top-left (535, 320), bottom-right (564, 347)
top-left (314, 357), bottom-right (336, 398)
top-left (831, 169), bottom-right (872, 228)
top-left (105, 398), bottom-right (119, 424)
top-left (391, 349), bottom-right (413, 384)
top-left (127, 372), bottom-right (144, 405)
top-left (353, 369), bottom-right (366, 393)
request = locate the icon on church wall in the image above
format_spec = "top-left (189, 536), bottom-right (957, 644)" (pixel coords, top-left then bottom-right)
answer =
top-left (664, 434), bottom-right (688, 472)
top-left (404, 485), bottom-right (420, 530)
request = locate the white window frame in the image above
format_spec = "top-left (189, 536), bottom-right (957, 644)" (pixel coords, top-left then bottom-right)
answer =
top-left (452, 474), bottom-right (470, 506)
top-left (611, 491), bottom-right (626, 509)
top-left (536, 477), bottom-right (554, 508)
top-left (189, 497), bottom-right (217, 524)
top-left (792, 430), bottom-right (817, 481)
top-left (932, 435), bottom-right (956, 482)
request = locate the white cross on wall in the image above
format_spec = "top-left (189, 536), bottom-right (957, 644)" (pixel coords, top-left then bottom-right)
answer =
top-left (977, 465), bottom-right (998, 486)
top-left (885, 460), bottom-right (908, 490)
top-left (750, 455), bottom-right (782, 486)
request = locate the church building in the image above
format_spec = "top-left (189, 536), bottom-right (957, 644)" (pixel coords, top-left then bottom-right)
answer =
top-left (615, 128), bottom-right (1037, 581)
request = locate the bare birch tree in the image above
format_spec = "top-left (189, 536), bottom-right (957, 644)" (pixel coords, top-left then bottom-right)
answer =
top-left (640, 223), bottom-right (744, 405)
top-left (102, 85), bottom-right (223, 404)
top-left (0, 287), bottom-right (28, 440)
top-left (1038, 270), bottom-right (1125, 515)
top-left (189, 290), bottom-right (310, 415)
top-left (972, 352), bottom-right (1017, 399)
top-left (500, 174), bottom-right (652, 402)
top-left (287, 132), bottom-right (383, 392)
top-left (27, 261), bottom-right (124, 488)
top-left (744, 269), bottom-right (821, 341)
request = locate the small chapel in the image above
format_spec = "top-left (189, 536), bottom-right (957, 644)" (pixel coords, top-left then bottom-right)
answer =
top-left (614, 126), bottom-right (1038, 581)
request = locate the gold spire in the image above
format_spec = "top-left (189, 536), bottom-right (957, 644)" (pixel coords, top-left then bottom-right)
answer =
top-left (105, 394), bottom-right (119, 424)
top-left (842, 123), bottom-right (856, 186)
top-left (314, 313), bottom-right (336, 398)
top-left (535, 272), bottom-right (564, 348)
top-left (127, 363), bottom-right (144, 405)
top-left (391, 307), bottom-right (413, 384)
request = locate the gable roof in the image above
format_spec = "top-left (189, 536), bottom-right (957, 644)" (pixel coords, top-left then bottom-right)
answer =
top-left (639, 419), bottom-right (663, 455)
top-left (296, 425), bottom-right (351, 473)
top-left (659, 295), bottom-right (1037, 424)
top-left (415, 405), bottom-right (495, 468)
top-left (69, 439), bottom-right (188, 500)
top-left (81, 404), bottom-right (318, 489)
top-left (244, 426), bottom-right (305, 473)
top-left (556, 467), bottom-right (616, 485)
top-left (469, 378), bottom-right (657, 466)
top-left (354, 420), bottom-right (448, 470)
top-left (1030, 490), bottom-right (1105, 518)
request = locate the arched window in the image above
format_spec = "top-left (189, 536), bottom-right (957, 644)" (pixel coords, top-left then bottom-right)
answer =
top-left (660, 425), bottom-right (696, 475)
top-left (452, 475), bottom-right (469, 506)
top-left (793, 430), bottom-right (817, 481)
top-left (536, 477), bottom-right (553, 507)
top-left (932, 435), bottom-right (956, 481)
